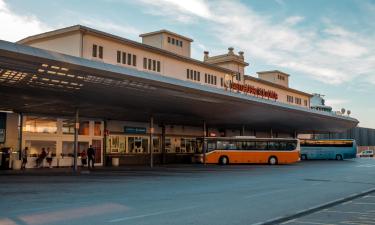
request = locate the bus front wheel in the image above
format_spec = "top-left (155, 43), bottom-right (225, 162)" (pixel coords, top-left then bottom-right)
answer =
top-left (268, 156), bottom-right (278, 165)
top-left (336, 154), bottom-right (343, 161)
top-left (219, 156), bottom-right (229, 165)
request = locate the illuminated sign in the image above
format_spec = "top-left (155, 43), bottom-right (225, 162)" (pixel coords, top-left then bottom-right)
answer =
top-left (227, 82), bottom-right (278, 100)
top-left (124, 126), bottom-right (147, 134)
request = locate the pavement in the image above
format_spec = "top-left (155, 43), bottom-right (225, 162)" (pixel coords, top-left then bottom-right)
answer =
top-left (1, 158), bottom-right (375, 225)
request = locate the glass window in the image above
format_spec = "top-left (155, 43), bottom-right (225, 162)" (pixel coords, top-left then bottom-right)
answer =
top-left (207, 141), bottom-right (216, 152)
top-left (78, 121), bottom-right (89, 135)
top-left (132, 55), bottom-right (137, 66)
top-left (172, 38), bottom-right (175, 44)
top-left (152, 60), bottom-right (156, 71)
top-left (221, 78), bottom-right (223, 87)
top-left (98, 46), bottom-right (103, 59)
top-left (197, 72), bottom-right (200, 81)
top-left (127, 53), bottom-right (132, 65)
top-left (23, 116), bottom-right (57, 134)
top-left (255, 141), bottom-right (267, 150)
top-left (62, 119), bottom-right (74, 134)
top-left (157, 61), bottom-right (161, 72)
top-left (168, 37), bottom-right (171, 43)
top-left (242, 141), bottom-right (255, 150)
top-left (122, 52), bottom-right (126, 64)
top-left (94, 121), bottom-right (102, 136)
top-left (268, 142), bottom-right (280, 150)
top-left (62, 141), bottom-right (88, 157)
top-left (92, 44), bottom-right (97, 57)
top-left (116, 51), bottom-right (121, 63)
top-left (205, 73), bottom-right (207, 83)
top-left (190, 70), bottom-right (193, 79)
top-left (214, 76), bottom-right (217, 85)
top-left (128, 136), bottom-right (148, 154)
top-left (143, 57), bottom-right (147, 69)
top-left (286, 141), bottom-right (297, 151)
top-left (148, 59), bottom-right (152, 70)
top-left (186, 69), bottom-right (190, 79)
top-left (25, 140), bottom-right (57, 157)
top-left (194, 71), bottom-right (197, 80)
top-left (180, 41), bottom-right (183, 47)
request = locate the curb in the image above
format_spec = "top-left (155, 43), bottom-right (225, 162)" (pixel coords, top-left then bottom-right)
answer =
top-left (257, 187), bottom-right (375, 225)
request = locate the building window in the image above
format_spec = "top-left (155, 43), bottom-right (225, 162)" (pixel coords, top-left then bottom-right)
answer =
top-left (287, 95), bottom-right (294, 103)
top-left (122, 52), bottom-right (126, 64)
top-left (168, 37), bottom-right (171, 43)
top-left (98, 46), bottom-right (103, 59)
top-left (152, 60), bottom-right (156, 71)
top-left (304, 99), bottom-right (308, 106)
top-left (180, 41), bottom-right (183, 47)
top-left (172, 38), bottom-right (175, 44)
top-left (92, 44), bottom-right (97, 57)
top-left (132, 55), bottom-right (137, 66)
top-left (194, 71), bottom-right (197, 80)
top-left (116, 51), bottom-right (121, 63)
top-left (148, 59), bottom-right (152, 70)
top-left (187, 69), bottom-right (190, 79)
top-left (127, 53), bottom-right (132, 65)
top-left (143, 57), bottom-right (147, 69)
top-left (157, 61), bottom-right (161, 72)
top-left (205, 73), bottom-right (207, 83)
top-left (197, 72), bottom-right (200, 81)
top-left (23, 116), bottom-right (57, 134)
top-left (295, 98), bottom-right (301, 105)
top-left (176, 40), bottom-right (179, 46)
top-left (221, 78), bottom-right (223, 87)
top-left (214, 76), bottom-right (217, 85)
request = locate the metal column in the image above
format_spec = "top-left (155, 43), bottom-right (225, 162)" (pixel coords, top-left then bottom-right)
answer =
top-left (241, 125), bottom-right (245, 136)
top-left (270, 129), bottom-right (273, 138)
top-left (149, 116), bottom-right (154, 168)
top-left (73, 108), bottom-right (79, 173)
top-left (161, 124), bottom-right (166, 164)
top-left (203, 121), bottom-right (206, 165)
top-left (17, 113), bottom-right (23, 160)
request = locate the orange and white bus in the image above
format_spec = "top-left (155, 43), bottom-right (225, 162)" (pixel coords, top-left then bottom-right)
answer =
top-left (194, 137), bottom-right (300, 165)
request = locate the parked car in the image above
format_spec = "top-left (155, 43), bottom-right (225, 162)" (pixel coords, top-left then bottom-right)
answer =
top-left (359, 150), bottom-right (374, 157)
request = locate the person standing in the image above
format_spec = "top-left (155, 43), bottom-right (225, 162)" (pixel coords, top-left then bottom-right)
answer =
top-left (46, 148), bottom-right (53, 168)
top-left (21, 147), bottom-right (28, 170)
top-left (80, 149), bottom-right (87, 167)
top-left (87, 145), bottom-right (95, 169)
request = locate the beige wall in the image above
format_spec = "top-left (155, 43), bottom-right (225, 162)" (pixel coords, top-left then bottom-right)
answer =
top-left (142, 35), bottom-right (163, 49)
top-left (26, 31), bottom-right (82, 57)
top-left (4, 113), bottom-right (18, 150)
top-left (258, 73), bottom-right (289, 87)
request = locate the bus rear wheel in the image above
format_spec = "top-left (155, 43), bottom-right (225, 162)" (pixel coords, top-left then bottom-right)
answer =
top-left (336, 154), bottom-right (343, 161)
top-left (268, 156), bottom-right (278, 165)
top-left (219, 156), bottom-right (229, 165)
top-left (301, 154), bottom-right (307, 160)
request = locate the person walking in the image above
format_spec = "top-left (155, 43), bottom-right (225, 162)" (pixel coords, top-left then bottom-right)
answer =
top-left (87, 145), bottom-right (95, 169)
top-left (46, 148), bottom-right (53, 168)
top-left (81, 149), bottom-right (87, 167)
top-left (37, 148), bottom-right (47, 168)
top-left (21, 147), bottom-right (28, 170)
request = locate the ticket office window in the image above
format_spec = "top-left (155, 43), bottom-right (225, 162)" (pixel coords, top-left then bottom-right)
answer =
top-left (180, 138), bottom-right (196, 153)
top-left (165, 137), bottom-right (182, 153)
top-left (62, 119), bottom-right (75, 134)
top-left (94, 121), bottom-right (102, 136)
top-left (128, 136), bottom-right (149, 154)
top-left (108, 135), bottom-right (126, 154)
top-left (23, 116), bottom-right (57, 134)
top-left (79, 121), bottom-right (90, 135)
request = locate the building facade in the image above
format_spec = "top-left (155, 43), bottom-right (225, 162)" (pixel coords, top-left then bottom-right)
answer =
top-left (0, 25), bottom-right (357, 167)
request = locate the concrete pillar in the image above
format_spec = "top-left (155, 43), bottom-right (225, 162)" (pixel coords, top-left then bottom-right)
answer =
top-left (103, 120), bottom-right (108, 166)
top-left (203, 124), bottom-right (207, 161)
top-left (17, 113), bottom-right (23, 160)
top-left (149, 116), bottom-right (154, 168)
top-left (73, 108), bottom-right (79, 172)
top-left (270, 129), bottom-right (273, 138)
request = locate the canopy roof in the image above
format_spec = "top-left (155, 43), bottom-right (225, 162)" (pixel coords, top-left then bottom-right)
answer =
top-left (0, 40), bottom-right (358, 133)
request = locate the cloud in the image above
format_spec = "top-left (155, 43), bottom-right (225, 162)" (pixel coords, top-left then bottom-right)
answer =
top-left (0, 0), bottom-right (50, 41)
top-left (136, 0), bottom-right (375, 86)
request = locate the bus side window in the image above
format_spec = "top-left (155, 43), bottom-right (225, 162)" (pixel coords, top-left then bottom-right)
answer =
top-left (255, 141), bottom-right (267, 151)
top-left (286, 142), bottom-right (297, 151)
top-left (279, 141), bottom-right (287, 150)
top-left (207, 141), bottom-right (216, 152)
top-left (268, 141), bottom-right (280, 150)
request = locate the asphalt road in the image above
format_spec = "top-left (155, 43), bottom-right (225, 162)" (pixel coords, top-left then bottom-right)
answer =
top-left (1, 158), bottom-right (375, 225)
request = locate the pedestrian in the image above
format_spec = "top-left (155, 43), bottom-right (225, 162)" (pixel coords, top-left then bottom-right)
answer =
top-left (87, 145), bottom-right (95, 169)
top-left (46, 148), bottom-right (53, 168)
top-left (37, 148), bottom-right (47, 168)
top-left (81, 149), bottom-right (87, 167)
top-left (21, 147), bottom-right (28, 170)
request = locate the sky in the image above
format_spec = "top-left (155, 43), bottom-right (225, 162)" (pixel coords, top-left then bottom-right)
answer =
top-left (0, 0), bottom-right (374, 128)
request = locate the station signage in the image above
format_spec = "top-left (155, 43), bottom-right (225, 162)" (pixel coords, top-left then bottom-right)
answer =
top-left (227, 82), bottom-right (278, 100)
top-left (124, 126), bottom-right (147, 134)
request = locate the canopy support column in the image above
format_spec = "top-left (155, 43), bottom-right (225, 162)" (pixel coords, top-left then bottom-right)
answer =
top-left (203, 121), bottom-right (206, 165)
top-left (161, 124), bottom-right (166, 164)
top-left (17, 113), bottom-right (23, 160)
top-left (270, 129), bottom-right (273, 138)
top-left (149, 116), bottom-right (154, 168)
top-left (73, 108), bottom-right (79, 173)
top-left (241, 125), bottom-right (245, 136)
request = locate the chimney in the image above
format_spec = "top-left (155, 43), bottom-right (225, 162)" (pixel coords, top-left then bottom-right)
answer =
top-left (204, 51), bottom-right (209, 61)
top-left (228, 47), bottom-right (234, 55)
top-left (238, 51), bottom-right (244, 59)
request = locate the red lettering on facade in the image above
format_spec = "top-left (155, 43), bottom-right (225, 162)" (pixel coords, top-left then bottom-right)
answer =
top-left (228, 83), bottom-right (278, 100)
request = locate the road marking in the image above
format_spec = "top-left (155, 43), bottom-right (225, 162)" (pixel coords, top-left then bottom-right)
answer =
top-left (323, 210), bottom-right (372, 215)
top-left (107, 205), bottom-right (197, 223)
top-left (353, 202), bottom-right (375, 205)
top-left (291, 220), bottom-right (335, 225)
top-left (355, 164), bottom-right (375, 168)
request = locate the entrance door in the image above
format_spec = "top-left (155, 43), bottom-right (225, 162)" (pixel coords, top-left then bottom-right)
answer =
top-left (92, 140), bottom-right (102, 164)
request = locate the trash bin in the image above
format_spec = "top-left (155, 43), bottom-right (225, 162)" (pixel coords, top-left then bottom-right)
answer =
top-left (112, 157), bottom-right (119, 167)
top-left (0, 148), bottom-right (11, 170)
top-left (12, 159), bottom-right (22, 170)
